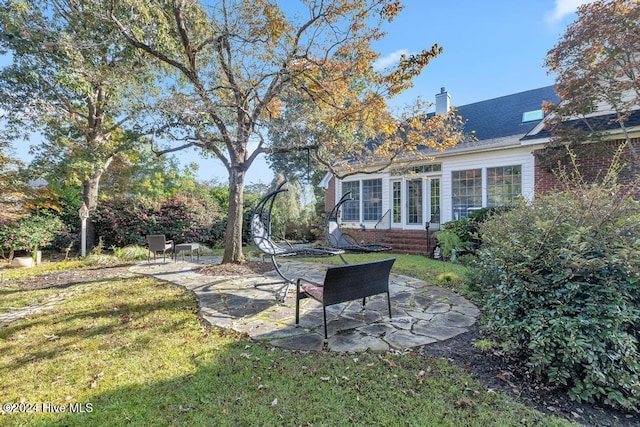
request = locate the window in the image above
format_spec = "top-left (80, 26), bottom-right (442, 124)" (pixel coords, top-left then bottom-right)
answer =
top-left (362, 179), bottom-right (382, 221)
top-left (341, 181), bottom-right (360, 221)
top-left (391, 163), bottom-right (441, 175)
top-left (452, 169), bottom-right (482, 219)
top-left (392, 181), bottom-right (402, 223)
top-left (487, 166), bottom-right (522, 206)
top-left (407, 179), bottom-right (423, 224)
top-left (522, 110), bottom-right (544, 122)
top-left (430, 178), bottom-right (440, 223)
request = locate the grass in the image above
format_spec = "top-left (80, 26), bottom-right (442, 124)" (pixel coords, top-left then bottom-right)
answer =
top-left (294, 251), bottom-right (470, 292)
top-left (0, 260), bottom-right (577, 426)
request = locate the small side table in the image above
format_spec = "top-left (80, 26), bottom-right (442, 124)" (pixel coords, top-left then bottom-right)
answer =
top-left (175, 243), bottom-right (200, 262)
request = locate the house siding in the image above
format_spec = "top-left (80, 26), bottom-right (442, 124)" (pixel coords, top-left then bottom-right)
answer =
top-left (440, 145), bottom-right (536, 223)
top-left (330, 145), bottom-right (537, 226)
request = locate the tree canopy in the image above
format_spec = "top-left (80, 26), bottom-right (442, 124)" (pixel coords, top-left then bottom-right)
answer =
top-left (0, 0), bottom-right (159, 246)
top-left (544, 0), bottom-right (640, 172)
top-left (107, 0), bottom-right (465, 263)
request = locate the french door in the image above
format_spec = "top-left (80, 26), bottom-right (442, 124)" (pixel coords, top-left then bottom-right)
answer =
top-left (391, 178), bottom-right (440, 228)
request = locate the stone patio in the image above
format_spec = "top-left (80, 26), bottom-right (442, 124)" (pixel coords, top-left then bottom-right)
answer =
top-left (129, 256), bottom-right (480, 352)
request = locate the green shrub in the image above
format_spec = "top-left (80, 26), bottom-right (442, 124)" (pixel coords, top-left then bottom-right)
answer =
top-left (474, 172), bottom-right (640, 411)
top-left (0, 212), bottom-right (66, 260)
top-left (434, 230), bottom-right (463, 261)
top-left (438, 206), bottom-right (513, 259)
top-left (112, 245), bottom-right (149, 261)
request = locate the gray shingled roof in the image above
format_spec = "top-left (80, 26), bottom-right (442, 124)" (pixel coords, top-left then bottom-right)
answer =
top-left (361, 86), bottom-right (561, 160)
top-left (455, 85), bottom-right (560, 140)
top-left (521, 109), bottom-right (640, 140)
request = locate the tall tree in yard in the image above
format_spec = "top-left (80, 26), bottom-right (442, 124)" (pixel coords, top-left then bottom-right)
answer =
top-left (108, 0), bottom-right (465, 264)
top-left (544, 0), bottom-right (640, 174)
top-left (0, 0), bottom-right (157, 248)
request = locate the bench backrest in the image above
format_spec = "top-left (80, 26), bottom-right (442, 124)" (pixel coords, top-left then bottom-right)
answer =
top-left (322, 258), bottom-right (395, 306)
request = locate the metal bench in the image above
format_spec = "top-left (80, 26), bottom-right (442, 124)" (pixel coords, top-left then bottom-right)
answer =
top-left (295, 258), bottom-right (395, 339)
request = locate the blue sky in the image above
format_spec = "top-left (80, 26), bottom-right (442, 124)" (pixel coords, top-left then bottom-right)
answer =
top-left (4, 0), bottom-right (595, 185)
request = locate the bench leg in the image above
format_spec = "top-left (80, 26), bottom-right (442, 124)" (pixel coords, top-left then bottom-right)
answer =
top-left (295, 279), bottom-right (301, 325)
top-left (322, 305), bottom-right (329, 340)
top-left (387, 290), bottom-right (392, 319)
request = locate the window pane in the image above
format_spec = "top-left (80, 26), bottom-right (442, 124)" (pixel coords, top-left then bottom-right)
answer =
top-left (392, 181), bottom-right (402, 223)
top-left (341, 181), bottom-right (360, 221)
top-left (362, 179), bottom-right (382, 221)
top-left (487, 165), bottom-right (522, 206)
top-left (451, 169), bottom-right (482, 219)
top-left (430, 178), bottom-right (440, 223)
top-left (407, 179), bottom-right (423, 224)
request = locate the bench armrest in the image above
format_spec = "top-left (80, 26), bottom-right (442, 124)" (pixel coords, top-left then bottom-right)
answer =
top-left (296, 277), bottom-right (323, 287)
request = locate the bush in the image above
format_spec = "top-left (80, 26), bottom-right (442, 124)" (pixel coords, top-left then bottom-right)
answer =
top-left (434, 230), bottom-right (463, 261)
top-left (94, 194), bottom-right (223, 248)
top-left (438, 207), bottom-right (513, 260)
top-left (474, 173), bottom-right (640, 411)
top-left (0, 212), bottom-right (66, 261)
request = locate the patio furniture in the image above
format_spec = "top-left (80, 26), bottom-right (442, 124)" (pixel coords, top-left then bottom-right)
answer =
top-left (326, 192), bottom-right (392, 252)
top-left (175, 243), bottom-right (200, 262)
top-left (146, 235), bottom-right (174, 263)
top-left (251, 180), bottom-right (345, 301)
top-left (295, 258), bottom-right (395, 339)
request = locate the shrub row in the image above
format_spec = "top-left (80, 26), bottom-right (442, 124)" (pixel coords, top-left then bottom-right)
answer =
top-left (473, 179), bottom-right (640, 411)
top-left (94, 194), bottom-right (224, 248)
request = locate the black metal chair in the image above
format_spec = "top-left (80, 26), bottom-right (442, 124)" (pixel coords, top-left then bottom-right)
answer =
top-left (325, 192), bottom-right (392, 253)
top-left (250, 180), bottom-right (345, 301)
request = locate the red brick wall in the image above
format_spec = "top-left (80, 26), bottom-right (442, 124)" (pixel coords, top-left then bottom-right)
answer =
top-left (534, 138), bottom-right (640, 196)
top-left (325, 175), bottom-right (336, 213)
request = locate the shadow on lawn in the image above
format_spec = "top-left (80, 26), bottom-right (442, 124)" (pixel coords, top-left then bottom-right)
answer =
top-left (8, 340), bottom-right (571, 427)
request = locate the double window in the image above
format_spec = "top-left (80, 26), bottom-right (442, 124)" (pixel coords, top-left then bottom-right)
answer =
top-left (341, 179), bottom-right (382, 222)
top-left (452, 165), bottom-right (521, 219)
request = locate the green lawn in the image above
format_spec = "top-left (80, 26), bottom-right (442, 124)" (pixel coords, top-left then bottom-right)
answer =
top-left (0, 258), bottom-right (575, 426)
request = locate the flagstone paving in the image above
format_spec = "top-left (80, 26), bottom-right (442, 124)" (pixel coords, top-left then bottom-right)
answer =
top-left (130, 256), bottom-right (480, 352)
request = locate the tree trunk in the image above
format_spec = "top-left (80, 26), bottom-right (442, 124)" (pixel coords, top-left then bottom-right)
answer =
top-left (222, 167), bottom-right (246, 264)
top-left (81, 157), bottom-right (112, 250)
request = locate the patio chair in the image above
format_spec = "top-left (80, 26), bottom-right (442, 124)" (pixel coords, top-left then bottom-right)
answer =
top-left (250, 180), bottom-right (345, 301)
top-left (146, 234), bottom-right (174, 263)
top-left (325, 192), bottom-right (392, 253)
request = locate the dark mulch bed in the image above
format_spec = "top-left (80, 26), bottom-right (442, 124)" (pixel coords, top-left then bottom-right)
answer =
top-left (196, 260), bottom-right (274, 277)
top-left (419, 323), bottom-right (638, 427)
top-left (3, 264), bottom-right (138, 290)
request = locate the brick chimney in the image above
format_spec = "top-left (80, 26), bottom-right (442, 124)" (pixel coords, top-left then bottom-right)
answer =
top-left (435, 87), bottom-right (451, 115)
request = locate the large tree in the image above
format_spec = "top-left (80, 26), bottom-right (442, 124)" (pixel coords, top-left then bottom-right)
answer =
top-left (544, 0), bottom-right (640, 174)
top-left (107, 0), bottom-right (464, 264)
top-left (0, 0), bottom-right (158, 247)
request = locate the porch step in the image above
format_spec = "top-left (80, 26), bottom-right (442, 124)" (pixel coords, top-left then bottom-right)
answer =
top-left (341, 228), bottom-right (435, 256)
top-left (379, 230), bottom-right (432, 256)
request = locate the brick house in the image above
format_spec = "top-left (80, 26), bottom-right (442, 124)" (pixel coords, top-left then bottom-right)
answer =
top-left (321, 86), bottom-right (640, 255)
